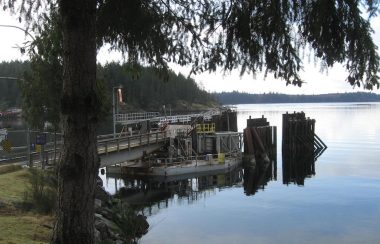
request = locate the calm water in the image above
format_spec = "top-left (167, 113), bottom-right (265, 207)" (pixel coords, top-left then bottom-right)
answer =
top-left (103, 102), bottom-right (380, 244)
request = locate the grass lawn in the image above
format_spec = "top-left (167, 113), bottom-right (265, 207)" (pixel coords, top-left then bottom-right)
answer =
top-left (0, 169), bottom-right (29, 203)
top-left (0, 215), bottom-right (53, 244)
top-left (0, 168), bottom-right (53, 243)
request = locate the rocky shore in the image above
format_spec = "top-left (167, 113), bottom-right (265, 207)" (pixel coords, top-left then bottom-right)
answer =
top-left (94, 177), bottom-right (149, 243)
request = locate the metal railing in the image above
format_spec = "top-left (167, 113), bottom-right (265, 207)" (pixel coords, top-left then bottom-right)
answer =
top-left (1, 131), bottom-right (169, 165)
top-left (196, 123), bottom-right (216, 133)
top-left (97, 131), bottom-right (168, 154)
top-left (115, 112), bottom-right (160, 123)
top-left (115, 108), bottom-right (223, 125)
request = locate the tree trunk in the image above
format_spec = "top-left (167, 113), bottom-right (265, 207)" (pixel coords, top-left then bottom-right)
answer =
top-left (52, 0), bottom-right (98, 243)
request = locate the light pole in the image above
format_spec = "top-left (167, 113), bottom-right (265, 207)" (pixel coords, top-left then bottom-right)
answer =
top-left (112, 85), bottom-right (123, 138)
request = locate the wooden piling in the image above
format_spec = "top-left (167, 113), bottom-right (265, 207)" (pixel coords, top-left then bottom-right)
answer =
top-left (243, 115), bottom-right (277, 165)
top-left (281, 111), bottom-right (326, 185)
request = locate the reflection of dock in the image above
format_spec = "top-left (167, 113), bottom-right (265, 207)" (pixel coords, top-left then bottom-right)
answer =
top-left (107, 153), bottom-right (242, 177)
top-left (111, 167), bottom-right (243, 215)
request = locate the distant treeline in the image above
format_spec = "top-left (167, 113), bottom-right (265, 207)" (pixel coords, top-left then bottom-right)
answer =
top-left (0, 61), bottom-right (217, 111)
top-left (214, 91), bottom-right (380, 104)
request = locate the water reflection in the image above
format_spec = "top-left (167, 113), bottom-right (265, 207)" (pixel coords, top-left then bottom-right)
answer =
top-left (106, 157), bottom-right (281, 217)
top-left (282, 150), bottom-right (315, 186)
top-left (111, 169), bottom-right (244, 215)
top-left (137, 103), bottom-right (380, 244)
top-left (243, 159), bottom-right (277, 196)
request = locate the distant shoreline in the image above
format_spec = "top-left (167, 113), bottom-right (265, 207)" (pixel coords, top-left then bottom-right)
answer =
top-left (213, 92), bottom-right (380, 105)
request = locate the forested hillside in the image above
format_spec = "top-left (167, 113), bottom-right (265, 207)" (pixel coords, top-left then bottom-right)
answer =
top-left (215, 91), bottom-right (380, 104)
top-left (98, 63), bottom-right (217, 111)
top-left (0, 61), bottom-right (217, 111)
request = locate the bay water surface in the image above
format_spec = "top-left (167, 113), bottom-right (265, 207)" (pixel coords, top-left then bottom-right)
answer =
top-left (103, 102), bottom-right (380, 244)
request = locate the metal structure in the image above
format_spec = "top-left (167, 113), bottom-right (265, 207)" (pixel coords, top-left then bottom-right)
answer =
top-left (115, 108), bottom-right (222, 125)
top-left (0, 131), bottom-right (168, 167)
top-left (115, 112), bottom-right (160, 124)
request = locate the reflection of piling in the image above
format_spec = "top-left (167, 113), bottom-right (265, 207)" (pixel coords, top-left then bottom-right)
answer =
top-left (243, 157), bottom-right (277, 196)
top-left (282, 151), bottom-right (315, 186)
top-left (282, 111), bottom-right (326, 185)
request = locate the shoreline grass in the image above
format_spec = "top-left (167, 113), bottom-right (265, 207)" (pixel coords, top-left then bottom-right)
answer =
top-left (0, 168), bottom-right (53, 243)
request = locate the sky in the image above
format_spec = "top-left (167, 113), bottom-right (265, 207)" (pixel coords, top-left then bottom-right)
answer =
top-left (1, 11), bottom-right (380, 95)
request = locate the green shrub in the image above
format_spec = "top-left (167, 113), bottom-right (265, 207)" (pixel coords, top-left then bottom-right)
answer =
top-left (22, 168), bottom-right (57, 214)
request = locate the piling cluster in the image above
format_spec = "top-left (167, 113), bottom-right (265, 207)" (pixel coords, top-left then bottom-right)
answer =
top-left (281, 112), bottom-right (327, 185)
top-left (243, 112), bottom-right (327, 188)
top-left (243, 115), bottom-right (277, 165)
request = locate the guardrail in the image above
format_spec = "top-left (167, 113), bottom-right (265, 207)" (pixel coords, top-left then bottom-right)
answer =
top-left (1, 131), bottom-right (169, 165)
top-left (115, 108), bottom-right (223, 125)
top-left (97, 131), bottom-right (167, 154)
top-left (115, 112), bottom-right (160, 123)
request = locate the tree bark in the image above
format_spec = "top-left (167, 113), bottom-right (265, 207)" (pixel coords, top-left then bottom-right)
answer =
top-left (52, 0), bottom-right (98, 243)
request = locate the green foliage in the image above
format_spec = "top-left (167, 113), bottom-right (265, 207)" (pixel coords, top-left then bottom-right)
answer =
top-left (17, 10), bottom-right (62, 130)
top-left (22, 169), bottom-right (57, 214)
top-left (18, 10), bottom-right (111, 129)
top-left (2, 1), bottom-right (380, 90)
top-left (0, 61), bottom-right (29, 109)
top-left (196, 1), bottom-right (380, 89)
top-left (2, 1), bottom-right (379, 119)
top-left (96, 0), bottom-right (212, 77)
top-left (97, 0), bottom-right (380, 89)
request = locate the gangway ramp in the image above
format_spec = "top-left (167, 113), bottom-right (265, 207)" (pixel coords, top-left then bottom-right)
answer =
top-left (98, 131), bottom-right (168, 167)
top-left (1, 131), bottom-right (169, 167)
